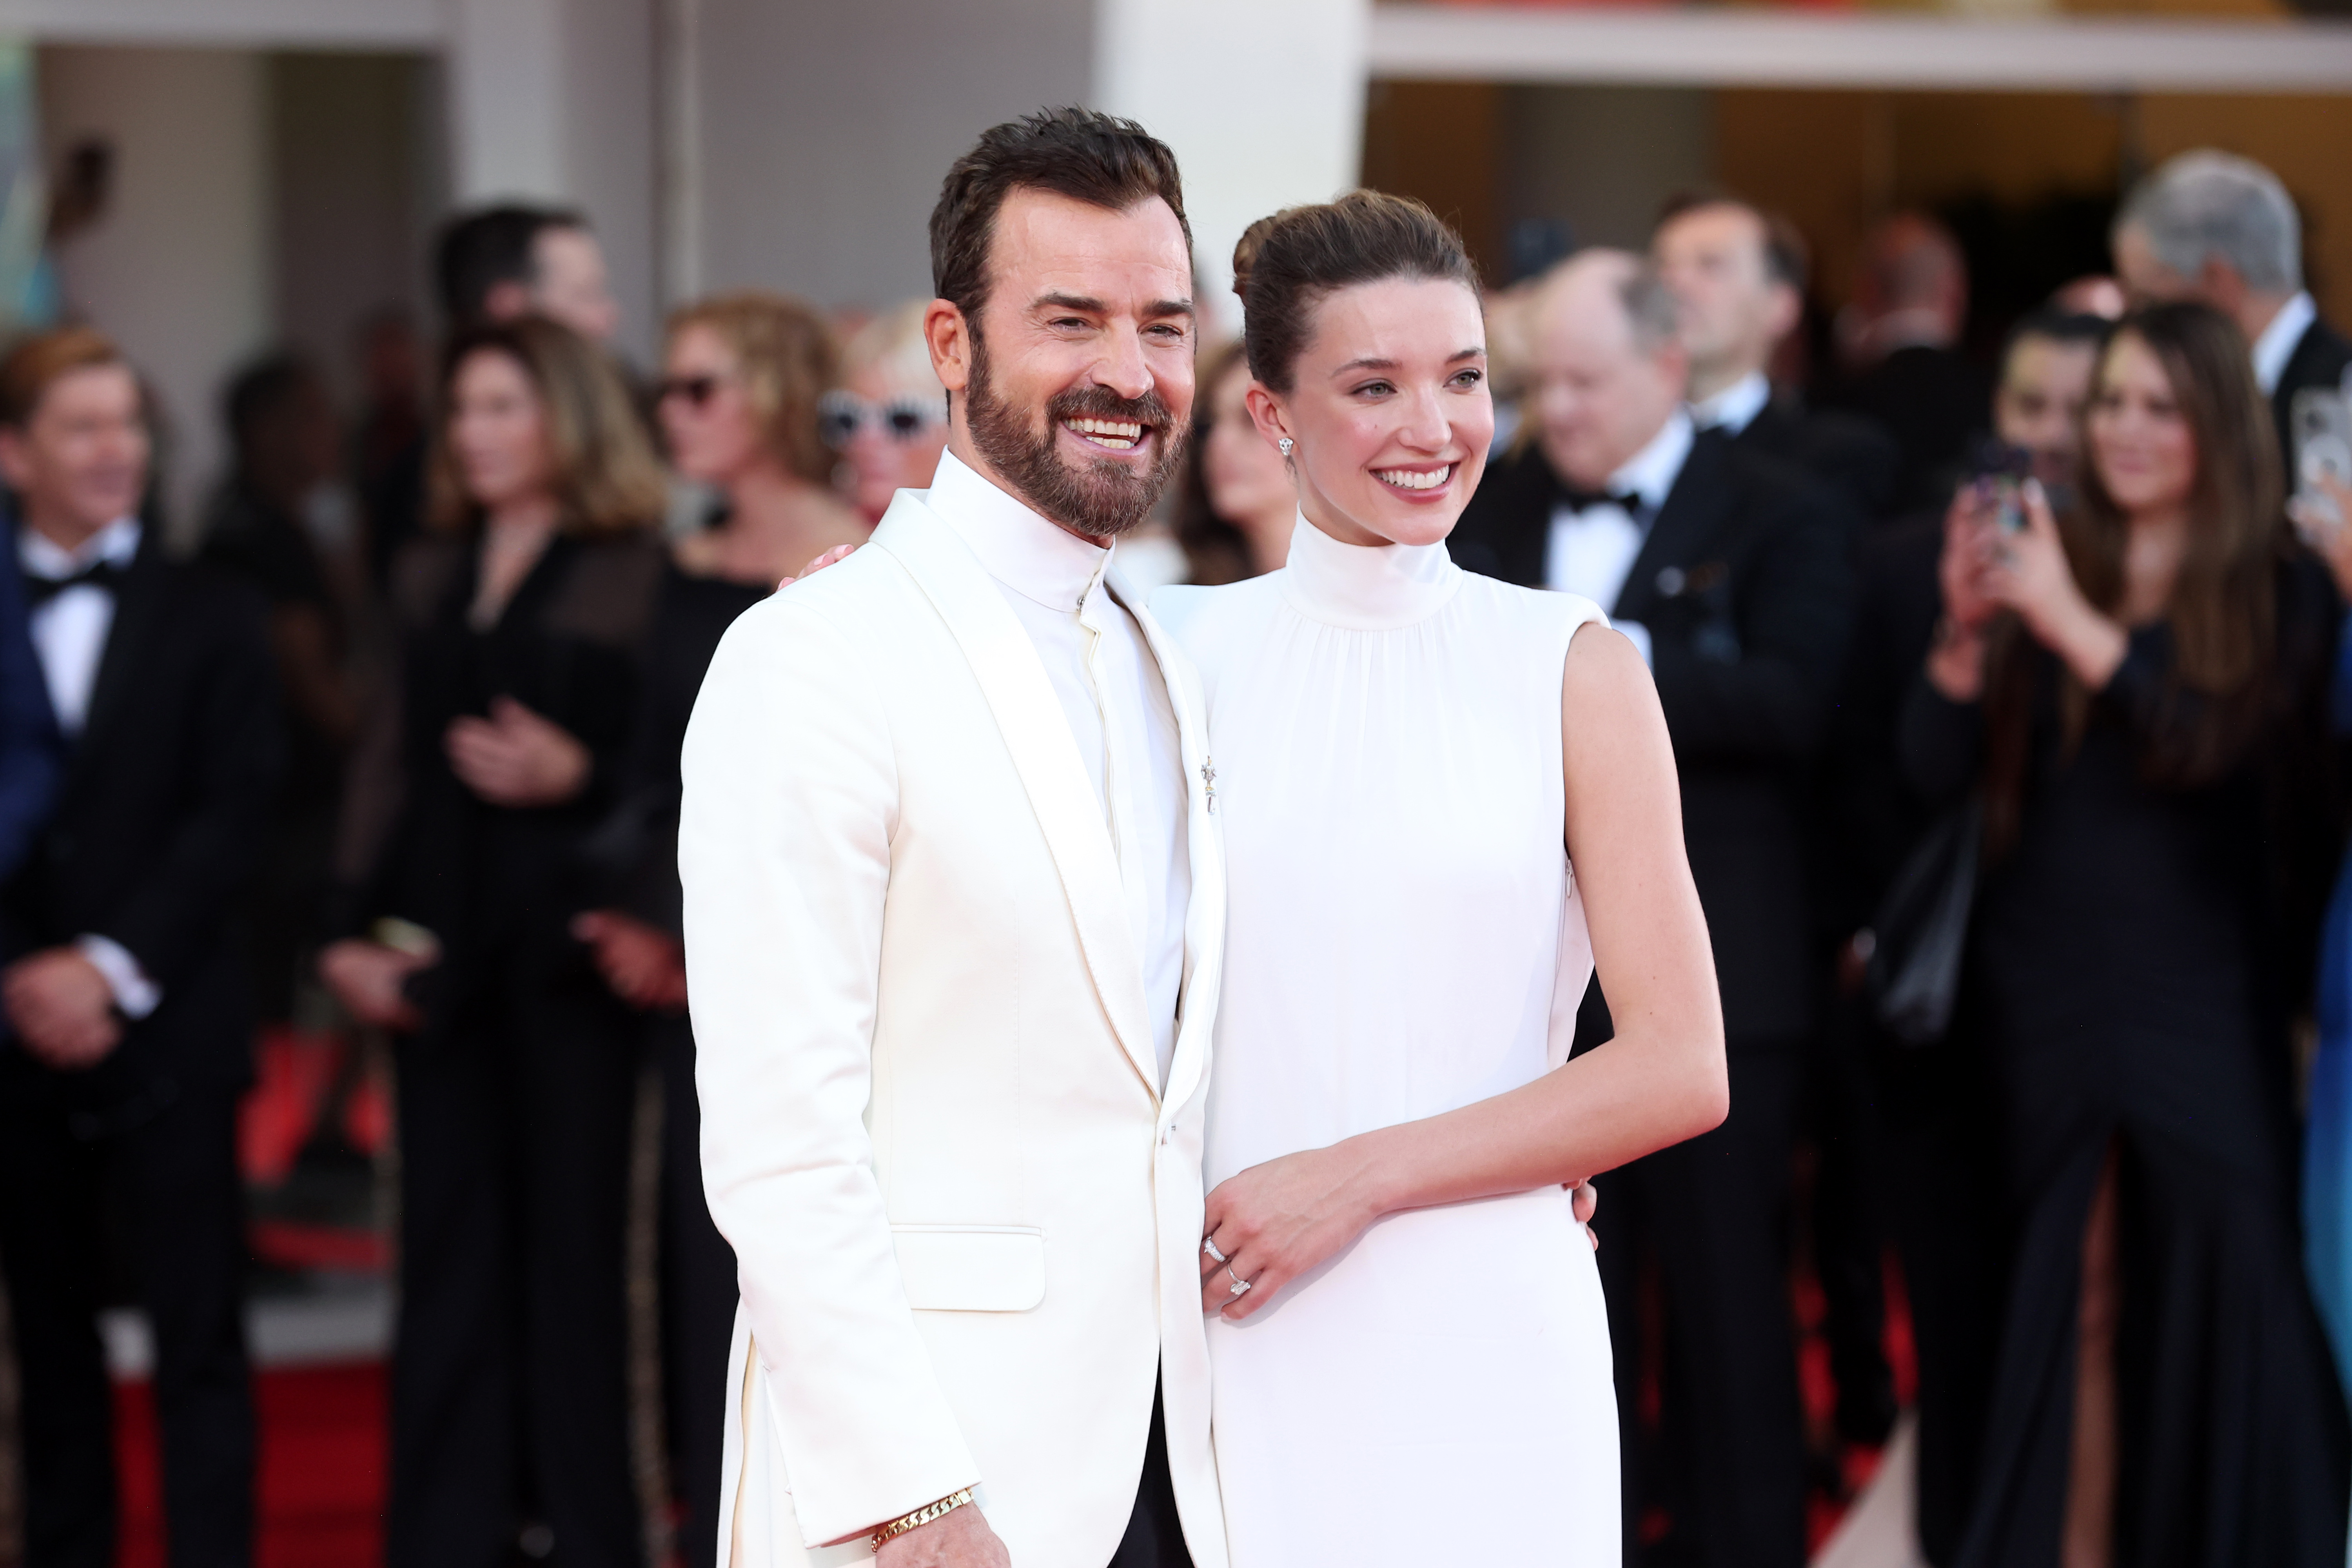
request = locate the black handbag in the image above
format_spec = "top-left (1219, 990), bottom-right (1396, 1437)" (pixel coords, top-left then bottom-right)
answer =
top-left (1865, 797), bottom-right (1984, 1047)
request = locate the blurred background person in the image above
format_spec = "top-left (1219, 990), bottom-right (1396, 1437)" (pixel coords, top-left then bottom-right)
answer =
top-left (1824, 212), bottom-right (1993, 515)
top-left (1455, 250), bottom-right (1856, 1568)
top-left (2112, 149), bottom-right (2352, 471)
top-left (1173, 338), bottom-right (1295, 584)
top-left (0, 328), bottom-right (280, 1568)
top-left (1906, 301), bottom-right (2347, 1565)
top-left (318, 316), bottom-right (666, 1568)
top-left (436, 204), bottom-right (622, 345)
top-left (1830, 304), bottom-right (2109, 1563)
top-left (1654, 193), bottom-right (1897, 521)
top-left (200, 353), bottom-right (374, 1036)
top-left (572, 289), bottom-right (862, 1568)
top-left (823, 299), bottom-right (947, 525)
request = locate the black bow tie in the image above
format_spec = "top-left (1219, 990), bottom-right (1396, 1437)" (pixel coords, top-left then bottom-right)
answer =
top-left (1561, 488), bottom-right (1648, 518)
top-left (23, 558), bottom-right (123, 608)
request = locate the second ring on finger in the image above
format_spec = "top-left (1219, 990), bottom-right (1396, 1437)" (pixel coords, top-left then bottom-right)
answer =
top-left (1224, 1264), bottom-right (1254, 1298)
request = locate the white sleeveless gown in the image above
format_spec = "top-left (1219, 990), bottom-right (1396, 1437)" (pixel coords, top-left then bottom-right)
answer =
top-left (1153, 516), bottom-right (1619, 1566)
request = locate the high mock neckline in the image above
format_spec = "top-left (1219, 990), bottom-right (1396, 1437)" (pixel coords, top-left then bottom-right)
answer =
top-left (1276, 511), bottom-right (1462, 632)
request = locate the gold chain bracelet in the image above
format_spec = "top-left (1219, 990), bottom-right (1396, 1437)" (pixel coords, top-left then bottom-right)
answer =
top-left (871, 1488), bottom-right (975, 1550)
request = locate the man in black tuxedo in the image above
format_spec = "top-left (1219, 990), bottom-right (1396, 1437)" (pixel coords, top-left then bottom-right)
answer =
top-left (0, 328), bottom-right (280, 1568)
top-left (2113, 148), bottom-right (2352, 472)
top-left (1817, 214), bottom-right (1993, 516)
top-left (1653, 195), bottom-right (1898, 521)
top-left (1454, 250), bottom-right (1854, 1568)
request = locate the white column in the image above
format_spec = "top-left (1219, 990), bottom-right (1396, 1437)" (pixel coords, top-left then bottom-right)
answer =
top-left (1093, 0), bottom-right (1371, 338)
top-left (41, 46), bottom-right (271, 541)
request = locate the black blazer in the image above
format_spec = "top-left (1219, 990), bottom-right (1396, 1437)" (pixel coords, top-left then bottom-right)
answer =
top-left (4, 523), bottom-right (282, 1106)
top-left (1455, 430), bottom-right (1858, 1042)
top-left (2271, 313), bottom-right (2352, 479)
top-left (1738, 397), bottom-right (1902, 523)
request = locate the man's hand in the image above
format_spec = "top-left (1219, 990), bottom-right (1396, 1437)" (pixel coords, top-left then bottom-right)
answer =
top-left (572, 910), bottom-right (688, 1011)
top-left (319, 938), bottom-right (433, 1032)
top-left (1571, 1177), bottom-right (1599, 1252)
top-left (5, 947), bottom-right (123, 1068)
top-left (873, 1502), bottom-right (1010, 1568)
top-left (446, 697), bottom-right (591, 808)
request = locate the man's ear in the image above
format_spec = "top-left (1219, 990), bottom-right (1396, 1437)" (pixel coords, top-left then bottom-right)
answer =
top-left (1764, 283), bottom-right (1803, 347)
top-left (0, 427), bottom-right (32, 495)
top-left (926, 299), bottom-right (972, 396)
top-left (2197, 257), bottom-right (2249, 319)
top-left (481, 279), bottom-right (533, 323)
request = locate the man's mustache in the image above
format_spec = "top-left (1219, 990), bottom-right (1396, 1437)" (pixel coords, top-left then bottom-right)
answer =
top-left (1046, 384), bottom-right (1174, 437)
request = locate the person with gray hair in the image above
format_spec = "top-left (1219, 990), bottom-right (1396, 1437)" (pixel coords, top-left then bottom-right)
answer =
top-left (1454, 248), bottom-right (1858, 1568)
top-left (2114, 148), bottom-right (2352, 463)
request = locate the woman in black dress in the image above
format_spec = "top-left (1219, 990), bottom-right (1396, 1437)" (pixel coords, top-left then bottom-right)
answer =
top-left (1904, 301), bottom-right (2348, 1566)
top-left (572, 292), bottom-right (866, 1568)
top-left (320, 317), bottom-right (668, 1568)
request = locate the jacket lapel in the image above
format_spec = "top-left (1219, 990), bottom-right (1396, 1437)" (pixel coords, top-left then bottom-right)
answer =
top-left (65, 528), bottom-right (167, 787)
top-left (1613, 430), bottom-right (1735, 623)
top-left (1115, 566), bottom-right (1223, 1121)
top-left (872, 496), bottom-right (1161, 1100)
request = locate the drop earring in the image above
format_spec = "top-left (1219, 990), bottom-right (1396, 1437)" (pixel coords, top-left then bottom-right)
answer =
top-left (1278, 437), bottom-right (1294, 458)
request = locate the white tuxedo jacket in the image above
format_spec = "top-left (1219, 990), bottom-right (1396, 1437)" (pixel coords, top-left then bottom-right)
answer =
top-left (680, 490), bottom-right (1228, 1567)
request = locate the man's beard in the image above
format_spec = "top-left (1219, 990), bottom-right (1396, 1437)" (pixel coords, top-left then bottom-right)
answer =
top-left (964, 328), bottom-right (1187, 540)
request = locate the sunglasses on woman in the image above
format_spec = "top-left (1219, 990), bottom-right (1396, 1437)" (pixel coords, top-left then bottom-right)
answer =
top-left (819, 390), bottom-right (944, 448)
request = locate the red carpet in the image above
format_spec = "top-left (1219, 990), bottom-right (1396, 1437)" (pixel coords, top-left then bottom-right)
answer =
top-left (111, 1363), bottom-right (385, 1568)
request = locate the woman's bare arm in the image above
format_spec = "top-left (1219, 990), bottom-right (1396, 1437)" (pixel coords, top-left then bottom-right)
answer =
top-left (1201, 622), bottom-right (1728, 1319)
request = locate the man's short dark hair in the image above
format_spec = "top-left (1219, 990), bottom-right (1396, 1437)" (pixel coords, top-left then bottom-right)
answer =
top-left (929, 108), bottom-right (1191, 323)
top-left (2001, 307), bottom-right (2112, 374)
top-left (434, 203), bottom-right (587, 329)
top-left (222, 352), bottom-right (321, 455)
top-left (1655, 189), bottom-right (1811, 294)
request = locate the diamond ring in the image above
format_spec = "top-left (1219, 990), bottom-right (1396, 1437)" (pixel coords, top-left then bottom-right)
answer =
top-left (1202, 1236), bottom-right (1228, 1265)
top-left (1225, 1267), bottom-right (1252, 1298)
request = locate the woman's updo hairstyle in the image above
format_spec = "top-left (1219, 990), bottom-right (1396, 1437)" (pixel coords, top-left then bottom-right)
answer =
top-left (1232, 190), bottom-right (1482, 396)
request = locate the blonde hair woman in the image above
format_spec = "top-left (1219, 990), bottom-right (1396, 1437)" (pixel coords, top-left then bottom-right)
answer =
top-left (320, 314), bottom-right (668, 1568)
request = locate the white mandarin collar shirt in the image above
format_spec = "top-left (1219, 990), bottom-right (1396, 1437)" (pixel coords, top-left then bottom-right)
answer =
top-left (926, 450), bottom-right (1191, 1086)
top-left (2254, 290), bottom-right (2319, 397)
top-left (1693, 370), bottom-right (1772, 437)
top-left (1544, 408), bottom-right (1695, 652)
top-left (18, 514), bottom-right (160, 1020)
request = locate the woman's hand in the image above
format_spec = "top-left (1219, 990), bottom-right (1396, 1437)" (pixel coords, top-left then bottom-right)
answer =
top-left (572, 910), bottom-right (688, 1011)
top-left (1982, 478), bottom-right (2127, 690)
top-left (320, 938), bottom-right (433, 1031)
top-left (446, 696), bottom-right (591, 807)
top-left (1199, 1143), bottom-right (1383, 1321)
top-left (1938, 482), bottom-right (2005, 637)
top-left (780, 543), bottom-right (857, 588)
top-left (2292, 472), bottom-right (2352, 605)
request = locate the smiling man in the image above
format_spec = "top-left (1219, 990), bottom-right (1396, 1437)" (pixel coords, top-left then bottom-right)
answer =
top-left (680, 110), bottom-right (1225, 1568)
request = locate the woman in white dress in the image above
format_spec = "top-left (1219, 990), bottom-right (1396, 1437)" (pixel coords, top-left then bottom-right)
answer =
top-left (1152, 193), bottom-right (1727, 1564)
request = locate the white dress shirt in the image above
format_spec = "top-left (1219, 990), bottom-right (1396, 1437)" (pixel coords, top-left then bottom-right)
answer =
top-left (927, 450), bottom-right (1190, 1085)
top-left (1692, 370), bottom-right (1772, 437)
top-left (1543, 408), bottom-right (1695, 666)
top-left (20, 515), bottom-right (160, 1019)
top-left (2253, 290), bottom-right (2319, 397)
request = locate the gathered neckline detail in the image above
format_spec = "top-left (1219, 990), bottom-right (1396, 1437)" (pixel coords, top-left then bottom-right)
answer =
top-left (1274, 512), bottom-right (1463, 632)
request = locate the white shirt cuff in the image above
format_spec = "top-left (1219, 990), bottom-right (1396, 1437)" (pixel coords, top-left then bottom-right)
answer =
top-left (76, 935), bottom-right (161, 1020)
top-left (1615, 620), bottom-right (1655, 670)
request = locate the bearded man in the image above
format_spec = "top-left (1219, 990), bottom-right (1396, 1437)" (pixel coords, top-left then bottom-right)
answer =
top-left (679, 108), bottom-right (1227, 1568)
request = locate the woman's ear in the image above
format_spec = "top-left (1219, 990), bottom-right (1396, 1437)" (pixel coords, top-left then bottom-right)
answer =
top-left (1243, 381), bottom-right (1292, 457)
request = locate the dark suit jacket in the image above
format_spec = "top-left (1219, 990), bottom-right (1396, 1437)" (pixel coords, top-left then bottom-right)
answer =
top-left (1819, 345), bottom-right (1993, 517)
top-left (4, 522), bottom-right (281, 1107)
top-left (0, 538), bottom-right (60, 882)
top-left (1455, 430), bottom-right (1857, 1042)
top-left (1738, 397), bottom-right (1902, 523)
top-left (2272, 313), bottom-right (2352, 480)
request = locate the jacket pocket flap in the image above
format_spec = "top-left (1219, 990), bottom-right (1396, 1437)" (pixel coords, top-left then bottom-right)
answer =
top-left (892, 1225), bottom-right (1045, 1312)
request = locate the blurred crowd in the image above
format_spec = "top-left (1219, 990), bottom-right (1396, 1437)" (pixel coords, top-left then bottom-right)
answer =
top-left (5, 145), bottom-right (2352, 1568)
